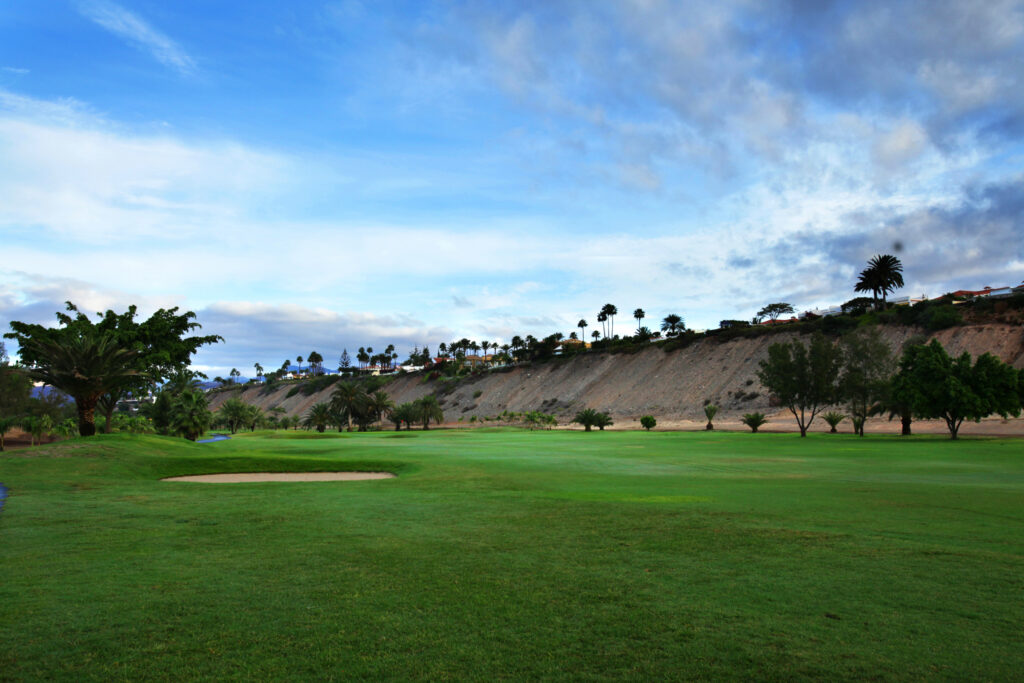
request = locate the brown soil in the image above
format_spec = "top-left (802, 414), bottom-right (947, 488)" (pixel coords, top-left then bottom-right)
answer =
top-left (162, 472), bottom-right (396, 483)
top-left (208, 322), bottom-right (1024, 436)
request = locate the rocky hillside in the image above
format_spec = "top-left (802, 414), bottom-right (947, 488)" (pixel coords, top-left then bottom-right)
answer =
top-left (209, 323), bottom-right (1024, 424)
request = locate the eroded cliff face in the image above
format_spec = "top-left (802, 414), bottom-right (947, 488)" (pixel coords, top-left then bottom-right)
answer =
top-left (210, 323), bottom-right (1024, 422)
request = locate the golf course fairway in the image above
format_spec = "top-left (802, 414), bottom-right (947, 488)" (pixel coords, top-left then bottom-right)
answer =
top-left (1, 429), bottom-right (1022, 680)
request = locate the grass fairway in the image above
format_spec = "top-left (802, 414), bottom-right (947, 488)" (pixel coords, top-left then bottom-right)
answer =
top-left (2, 429), bottom-right (1023, 681)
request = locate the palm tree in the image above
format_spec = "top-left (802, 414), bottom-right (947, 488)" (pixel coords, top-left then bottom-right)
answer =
top-left (307, 351), bottom-right (324, 376)
top-left (369, 390), bottom-right (395, 429)
top-left (591, 330), bottom-right (600, 341)
top-left (229, 368), bottom-right (240, 383)
top-left (19, 329), bottom-right (140, 437)
top-left (577, 319), bottom-right (587, 340)
top-left (171, 390), bottom-right (211, 441)
top-left (303, 402), bottom-right (334, 433)
top-left (704, 404), bottom-right (719, 431)
top-left (296, 355), bottom-right (304, 375)
top-left (331, 381), bottom-right (368, 431)
top-left (601, 304), bottom-right (618, 338)
top-left (633, 308), bottom-right (645, 333)
top-left (661, 314), bottom-right (685, 337)
top-left (597, 311), bottom-right (608, 338)
top-left (254, 363), bottom-right (264, 380)
top-left (855, 254), bottom-right (904, 308)
top-left (414, 395), bottom-right (444, 430)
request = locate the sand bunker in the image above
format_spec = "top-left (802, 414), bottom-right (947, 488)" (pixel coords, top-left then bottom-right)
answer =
top-left (163, 472), bottom-right (395, 483)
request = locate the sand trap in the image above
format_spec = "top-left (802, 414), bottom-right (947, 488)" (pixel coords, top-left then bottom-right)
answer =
top-left (163, 472), bottom-right (395, 483)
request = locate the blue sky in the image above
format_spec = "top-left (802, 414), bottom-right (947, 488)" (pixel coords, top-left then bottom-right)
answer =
top-left (1, 0), bottom-right (1022, 376)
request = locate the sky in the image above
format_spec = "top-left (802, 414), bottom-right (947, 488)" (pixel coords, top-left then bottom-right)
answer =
top-left (1, 0), bottom-right (1022, 377)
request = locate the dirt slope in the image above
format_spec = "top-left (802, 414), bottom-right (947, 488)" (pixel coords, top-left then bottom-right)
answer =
top-left (210, 323), bottom-right (1024, 428)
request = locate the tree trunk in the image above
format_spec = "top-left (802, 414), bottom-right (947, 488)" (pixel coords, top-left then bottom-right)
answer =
top-left (77, 399), bottom-right (97, 437)
top-left (705, 421), bottom-right (713, 431)
top-left (829, 425), bottom-right (837, 433)
top-left (584, 425), bottom-right (591, 432)
top-left (799, 425), bottom-right (808, 437)
top-left (901, 415), bottom-right (912, 436)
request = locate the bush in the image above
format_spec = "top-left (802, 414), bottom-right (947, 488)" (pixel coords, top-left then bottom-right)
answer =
top-left (822, 411), bottom-right (846, 433)
top-left (640, 415), bottom-right (656, 430)
top-left (741, 412), bottom-right (767, 433)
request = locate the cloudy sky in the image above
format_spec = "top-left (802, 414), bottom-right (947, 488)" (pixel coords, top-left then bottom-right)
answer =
top-left (1, 0), bottom-right (1022, 376)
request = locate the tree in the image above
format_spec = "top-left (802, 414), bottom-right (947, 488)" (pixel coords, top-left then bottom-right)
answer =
top-left (7, 302), bottom-right (221, 435)
top-left (254, 363), bottom-right (264, 380)
top-left (171, 390), bottom-right (211, 441)
top-left (855, 254), bottom-right (904, 309)
top-left (9, 328), bottom-right (140, 437)
top-left (331, 382), bottom-right (369, 431)
top-left (369, 390), bottom-right (395, 429)
top-left (218, 398), bottom-right (250, 434)
top-left (840, 328), bottom-right (894, 436)
top-left (704, 404), bottom-right (719, 431)
top-left (633, 308), bottom-right (645, 332)
top-left (661, 314), bottom-right (685, 337)
top-left (302, 403), bottom-right (332, 432)
top-left (414, 395), bottom-right (444, 430)
top-left (757, 303), bottom-right (795, 322)
top-left (577, 319), bottom-right (588, 340)
top-left (229, 368), bottom-right (241, 383)
top-left (0, 416), bottom-right (18, 450)
top-left (0, 345), bottom-right (32, 420)
top-left (591, 330), bottom-right (601, 342)
top-left (600, 304), bottom-right (618, 338)
top-left (307, 351), bottom-right (324, 376)
top-left (573, 408), bottom-right (600, 432)
top-left (339, 349), bottom-right (351, 370)
top-left (640, 415), bottom-right (656, 430)
top-left (757, 332), bottom-right (843, 437)
top-left (891, 340), bottom-right (1021, 439)
top-left (297, 355), bottom-right (304, 374)
top-left (741, 413), bottom-right (767, 433)
top-left (594, 412), bottom-right (613, 431)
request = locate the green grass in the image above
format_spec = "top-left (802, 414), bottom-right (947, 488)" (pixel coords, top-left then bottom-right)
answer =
top-left (2, 429), bottom-right (1023, 681)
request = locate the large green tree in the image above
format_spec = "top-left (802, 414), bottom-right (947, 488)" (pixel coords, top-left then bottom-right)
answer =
top-left (840, 328), bottom-right (895, 436)
top-left (6, 303), bottom-right (221, 434)
top-left (757, 302), bottom-right (795, 322)
top-left (9, 328), bottom-right (139, 436)
top-left (892, 340), bottom-right (1020, 439)
top-left (757, 332), bottom-right (843, 437)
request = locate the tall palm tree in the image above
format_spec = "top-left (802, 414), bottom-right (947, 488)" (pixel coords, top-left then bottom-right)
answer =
top-left (331, 381), bottom-right (368, 431)
top-left (254, 362), bottom-right (264, 379)
top-left (855, 254), bottom-right (904, 308)
top-left (296, 356), bottom-right (304, 374)
top-left (601, 304), bottom-right (618, 338)
top-left (660, 314), bottom-right (685, 337)
top-left (577, 319), bottom-right (587, 339)
top-left (369, 390), bottom-right (395, 429)
top-left (597, 312), bottom-right (608, 338)
top-left (20, 329), bottom-right (140, 437)
top-left (633, 308), bottom-right (645, 333)
top-left (414, 395), bottom-right (444, 430)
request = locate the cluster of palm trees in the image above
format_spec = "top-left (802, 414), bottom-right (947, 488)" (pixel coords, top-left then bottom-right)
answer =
top-left (301, 382), bottom-right (444, 432)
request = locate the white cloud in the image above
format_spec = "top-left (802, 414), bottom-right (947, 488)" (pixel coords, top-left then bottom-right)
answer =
top-left (77, 1), bottom-right (196, 75)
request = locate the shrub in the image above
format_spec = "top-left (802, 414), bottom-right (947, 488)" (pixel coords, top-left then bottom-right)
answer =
top-left (704, 404), bottom-right (719, 431)
top-left (640, 415), bottom-right (656, 430)
top-left (741, 412), bottom-right (767, 433)
top-left (822, 411), bottom-right (846, 433)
